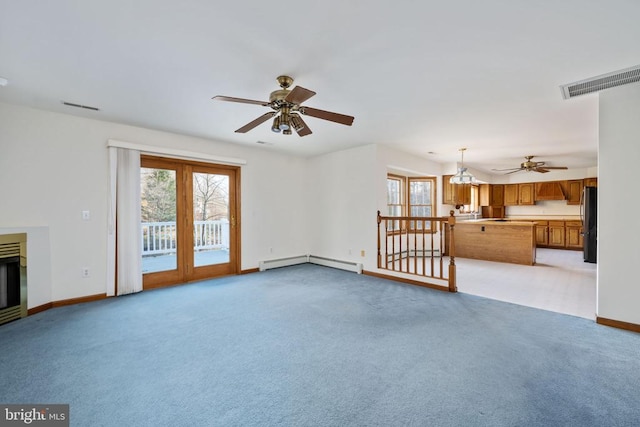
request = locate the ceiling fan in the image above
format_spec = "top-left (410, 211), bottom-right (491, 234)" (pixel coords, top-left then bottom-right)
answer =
top-left (212, 75), bottom-right (354, 137)
top-left (492, 156), bottom-right (569, 174)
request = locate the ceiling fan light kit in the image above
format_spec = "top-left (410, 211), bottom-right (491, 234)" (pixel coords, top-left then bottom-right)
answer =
top-left (450, 148), bottom-right (477, 184)
top-left (213, 75), bottom-right (354, 137)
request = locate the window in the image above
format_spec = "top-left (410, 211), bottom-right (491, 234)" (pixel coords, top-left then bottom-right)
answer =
top-left (409, 178), bottom-right (434, 231)
top-left (387, 175), bottom-right (404, 231)
top-left (386, 174), bottom-right (437, 232)
top-left (459, 184), bottom-right (479, 214)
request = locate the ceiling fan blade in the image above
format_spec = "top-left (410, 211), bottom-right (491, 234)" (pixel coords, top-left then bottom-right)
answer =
top-left (301, 107), bottom-right (354, 126)
top-left (234, 112), bottom-right (277, 133)
top-left (504, 169), bottom-right (524, 175)
top-left (212, 95), bottom-right (270, 107)
top-left (540, 166), bottom-right (568, 170)
top-left (492, 167), bottom-right (522, 172)
top-left (535, 168), bottom-right (550, 173)
top-left (293, 115), bottom-right (313, 137)
top-left (285, 86), bottom-right (316, 105)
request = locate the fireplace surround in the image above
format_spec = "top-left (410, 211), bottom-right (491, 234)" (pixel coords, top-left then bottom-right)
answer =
top-left (0, 233), bottom-right (27, 325)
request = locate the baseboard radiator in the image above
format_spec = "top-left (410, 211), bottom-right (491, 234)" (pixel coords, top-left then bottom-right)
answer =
top-left (259, 255), bottom-right (309, 271)
top-left (308, 255), bottom-right (363, 274)
top-left (259, 255), bottom-right (363, 274)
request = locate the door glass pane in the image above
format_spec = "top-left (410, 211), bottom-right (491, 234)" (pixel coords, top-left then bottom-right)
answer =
top-left (193, 172), bottom-right (229, 267)
top-left (140, 167), bottom-right (177, 273)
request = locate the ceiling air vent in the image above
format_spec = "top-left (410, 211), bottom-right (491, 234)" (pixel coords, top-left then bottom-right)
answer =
top-left (560, 65), bottom-right (640, 100)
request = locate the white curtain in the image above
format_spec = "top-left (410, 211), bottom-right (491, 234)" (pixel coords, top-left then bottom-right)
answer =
top-left (107, 147), bottom-right (142, 296)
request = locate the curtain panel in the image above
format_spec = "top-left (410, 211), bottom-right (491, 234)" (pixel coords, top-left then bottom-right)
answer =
top-left (107, 147), bottom-right (142, 296)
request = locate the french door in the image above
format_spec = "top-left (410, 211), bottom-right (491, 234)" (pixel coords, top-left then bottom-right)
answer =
top-left (140, 155), bottom-right (240, 289)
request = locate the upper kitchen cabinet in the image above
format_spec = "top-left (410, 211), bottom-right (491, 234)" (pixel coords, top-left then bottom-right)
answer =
top-left (443, 175), bottom-right (455, 204)
top-left (505, 183), bottom-right (534, 205)
top-left (584, 177), bottom-right (598, 187)
top-left (442, 175), bottom-right (471, 205)
top-left (480, 184), bottom-right (505, 206)
top-left (491, 185), bottom-right (504, 206)
top-left (518, 183), bottom-right (535, 205)
top-left (479, 184), bottom-right (490, 206)
top-left (504, 184), bottom-right (519, 206)
top-left (566, 180), bottom-right (584, 205)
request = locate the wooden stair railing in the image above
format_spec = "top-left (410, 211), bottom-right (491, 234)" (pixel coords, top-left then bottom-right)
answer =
top-left (377, 211), bottom-right (456, 292)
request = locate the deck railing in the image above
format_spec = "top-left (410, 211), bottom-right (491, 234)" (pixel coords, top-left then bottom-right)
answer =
top-left (141, 220), bottom-right (229, 256)
top-left (377, 211), bottom-right (457, 292)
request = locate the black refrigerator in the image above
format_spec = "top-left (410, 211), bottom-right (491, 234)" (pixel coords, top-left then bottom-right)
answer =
top-left (582, 186), bottom-right (597, 263)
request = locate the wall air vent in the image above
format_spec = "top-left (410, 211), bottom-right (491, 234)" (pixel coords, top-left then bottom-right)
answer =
top-left (560, 65), bottom-right (640, 99)
top-left (62, 101), bottom-right (100, 111)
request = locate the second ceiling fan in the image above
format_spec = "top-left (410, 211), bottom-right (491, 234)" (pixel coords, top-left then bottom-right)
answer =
top-left (212, 75), bottom-right (355, 137)
top-left (492, 156), bottom-right (569, 174)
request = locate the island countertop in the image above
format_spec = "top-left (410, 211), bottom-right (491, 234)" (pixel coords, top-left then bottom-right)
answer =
top-left (459, 219), bottom-right (540, 226)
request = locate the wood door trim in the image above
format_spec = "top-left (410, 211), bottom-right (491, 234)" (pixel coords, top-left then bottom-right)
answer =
top-left (140, 155), bottom-right (241, 289)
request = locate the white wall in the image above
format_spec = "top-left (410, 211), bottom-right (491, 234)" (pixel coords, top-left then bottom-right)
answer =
top-left (0, 102), bottom-right (308, 306)
top-left (306, 144), bottom-right (378, 269)
top-left (377, 144), bottom-right (444, 217)
top-left (306, 144), bottom-right (446, 273)
top-left (598, 83), bottom-right (640, 325)
top-left (506, 201), bottom-right (580, 218)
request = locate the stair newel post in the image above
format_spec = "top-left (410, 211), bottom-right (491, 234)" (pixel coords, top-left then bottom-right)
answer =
top-left (377, 211), bottom-right (382, 269)
top-left (448, 210), bottom-right (457, 292)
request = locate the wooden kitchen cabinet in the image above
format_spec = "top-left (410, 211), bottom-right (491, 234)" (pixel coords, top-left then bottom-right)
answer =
top-left (480, 184), bottom-right (504, 208)
top-left (481, 205), bottom-right (505, 219)
top-left (535, 221), bottom-right (549, 247)
top-left (504, 183), bottom-right (534, 205)
top-left (548, 221), bottom-right (566, 247)
top-left (504, 184), bottom-right (519, 206)
top-left (584, 177), bottom-right (598, 187)
top-left (443, 175), bottom-right (455, 204)
top-left (442, 175), bottom-right (470, 205)
top-left (479, 184), bottom-right (491, 206)
top-left (565, 220), bottom-right (583, 249)
top-left (456, 184), bottom-right (471, 205)
top-left (566, 180), bottom-right (584, 205)
top-left (491, 184), bottom-right (504, 206)
top-left (518, 183), bottom-right (535, 205)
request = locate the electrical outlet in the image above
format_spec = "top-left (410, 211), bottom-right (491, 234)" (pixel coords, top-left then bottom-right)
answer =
top-left (82, 210), bottom-right (91, 221)
top-left (269, 247), bottom-right (273, 254)
top-left (348, 249), bottom-right (352, 255)
top-left (81, 267), bottom-right (90, 278)
top-left (360, 250), bottom-right (365, 257)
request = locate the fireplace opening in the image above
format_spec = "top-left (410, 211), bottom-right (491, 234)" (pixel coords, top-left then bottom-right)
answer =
top-left (0, 256), bottom-right (20, 310)
top-left (0, 233), bottom-right (27, 326)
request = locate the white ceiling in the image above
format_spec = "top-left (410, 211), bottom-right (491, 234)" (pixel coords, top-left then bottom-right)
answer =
top-left (1, 1), bottom-right (639, 173)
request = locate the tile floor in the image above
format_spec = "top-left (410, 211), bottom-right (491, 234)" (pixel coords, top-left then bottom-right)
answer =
top-left (455, 248), bottom-right (597, 319)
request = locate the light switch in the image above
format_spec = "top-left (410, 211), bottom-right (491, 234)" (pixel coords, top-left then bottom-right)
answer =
top-left (82, 210), bottom-right (91, 221)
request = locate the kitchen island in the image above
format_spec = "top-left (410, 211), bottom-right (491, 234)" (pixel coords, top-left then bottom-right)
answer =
top-left (447, 219), bottom-right (537, 265)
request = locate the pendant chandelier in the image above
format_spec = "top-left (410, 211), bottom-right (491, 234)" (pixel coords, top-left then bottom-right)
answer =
top-left (449, 148), bottom-right (476, 184)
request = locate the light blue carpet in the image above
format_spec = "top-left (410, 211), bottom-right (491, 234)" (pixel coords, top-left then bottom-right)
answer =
top-left (1, 264), bottom-right (639, 426)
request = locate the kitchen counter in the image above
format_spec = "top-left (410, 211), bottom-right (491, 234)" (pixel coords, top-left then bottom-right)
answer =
top-left (460, 219), bottom-right (540, 225)
top-left (447, 220), bottom-right (536, 265)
